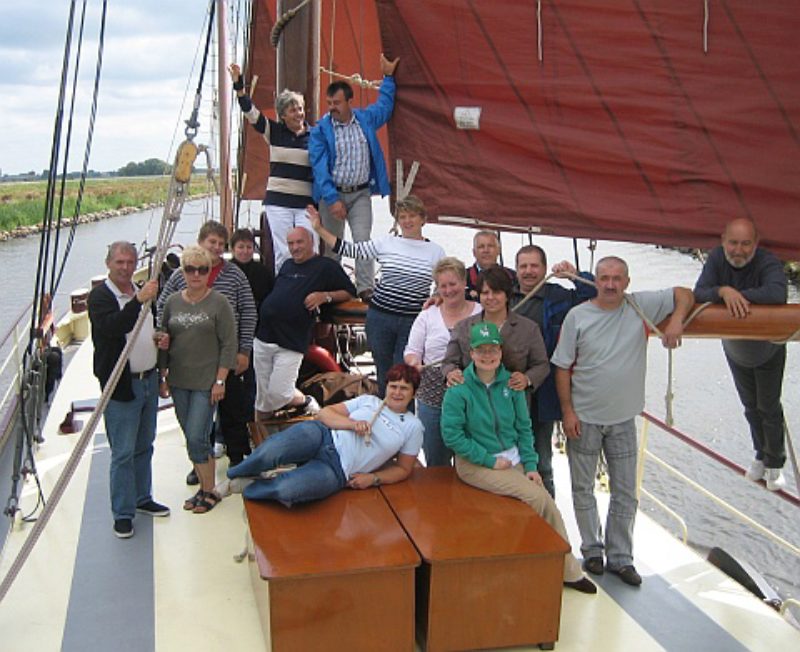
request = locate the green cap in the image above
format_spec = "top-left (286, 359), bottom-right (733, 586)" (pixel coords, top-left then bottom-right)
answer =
top-left (470, 321), bottom-right (503, 348)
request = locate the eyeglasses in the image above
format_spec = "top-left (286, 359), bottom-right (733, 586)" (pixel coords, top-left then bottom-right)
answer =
top-left (184, 265), bottom-right (210, 275)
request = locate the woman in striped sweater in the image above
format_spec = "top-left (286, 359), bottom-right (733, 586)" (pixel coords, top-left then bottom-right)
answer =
top-left (229, 63), bottom-right (318, 272)
top-left (307, 196), bottom-right (445, 396)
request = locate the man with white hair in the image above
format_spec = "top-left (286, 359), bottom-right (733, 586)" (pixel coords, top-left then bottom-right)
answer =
top-left (694, 218), bottom-right (788, 491)
top-left (464, 230), bottom-right (516, 300)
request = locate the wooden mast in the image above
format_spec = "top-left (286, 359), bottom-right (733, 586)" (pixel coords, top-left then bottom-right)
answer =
top-left (217, 0), bottom-right (234, 231)
top-left (276, 0), bottom-right (321, 121)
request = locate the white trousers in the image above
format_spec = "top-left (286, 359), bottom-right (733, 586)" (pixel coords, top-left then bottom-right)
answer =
top-left (253, 339), bottom-right (304, 413)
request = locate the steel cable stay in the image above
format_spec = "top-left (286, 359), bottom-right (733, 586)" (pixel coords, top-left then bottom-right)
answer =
top-left (4, 0), bottom-right (82, 528)
top-left (0, 0), bottom-right (215, 603)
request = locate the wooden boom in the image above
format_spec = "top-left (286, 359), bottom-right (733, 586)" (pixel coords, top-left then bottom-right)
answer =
top-left (656, 304), bottom-right (800, 341)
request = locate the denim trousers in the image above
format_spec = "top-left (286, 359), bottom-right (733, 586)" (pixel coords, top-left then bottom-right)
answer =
top-left (365, 307), bottom-right (416, 397)
top-left (228, 420), bottom-right (347, 508)
top-left (726, 346), bottom-right (786, 468)
top-left (103, 373), bottom-right (158, 520)
top-left (417, 400), bottom-right (452, 467)
top-left (320, 189), bottom-right (374, 293)
top-left (566, 419), bottom-right (638, 569)
top-left (455, 456), bottom-right (583, 582)
top-left (171, 387), bottom-right (215, 464)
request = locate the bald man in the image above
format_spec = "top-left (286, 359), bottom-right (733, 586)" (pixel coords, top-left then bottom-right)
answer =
top-left (254, 226), bottom-right (356, 420)
top-left (694, 218), bottom-right (788, 491)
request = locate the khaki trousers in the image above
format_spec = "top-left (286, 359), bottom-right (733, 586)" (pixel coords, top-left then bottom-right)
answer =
top-left (455, 456), bottom-right (583, 582)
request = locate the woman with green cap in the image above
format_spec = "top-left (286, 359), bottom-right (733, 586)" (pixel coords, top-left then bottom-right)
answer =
top-left (441, 321), bottom-right (597, 594)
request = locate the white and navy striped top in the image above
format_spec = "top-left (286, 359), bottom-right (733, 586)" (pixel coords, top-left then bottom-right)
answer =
top-left (334, 236), bottom-right (446, 315)
top-left (156, 261), bottom-right (257, 354)
top-left (238, 95), bottom-right (312, 209)
top-left (332, 116), bottom-right (370, 187)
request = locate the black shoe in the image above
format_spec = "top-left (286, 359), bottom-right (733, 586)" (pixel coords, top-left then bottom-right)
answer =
top-left (136, 499), bottom-right (171, 517)
top-left (113, 518), bottom-right (134, 539)
top-left (186, 469), bottom-right (199, 486)
top-left (608, 564), bottom-right (642, 586)
top-left (583, 557), bottom-right (605, 576)
top-left (564, 577), bottom-right (597, 594)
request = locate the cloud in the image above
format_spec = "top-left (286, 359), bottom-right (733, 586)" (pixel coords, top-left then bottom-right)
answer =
top-left (0, 0), bottom-right (218, 174)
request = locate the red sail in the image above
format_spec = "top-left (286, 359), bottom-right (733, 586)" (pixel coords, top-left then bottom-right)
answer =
top-left (376, 0), bottom-right (800, 259)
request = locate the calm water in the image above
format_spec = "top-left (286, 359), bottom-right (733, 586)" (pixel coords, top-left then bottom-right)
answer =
top-left (1, 198), bottom-right (797, 605)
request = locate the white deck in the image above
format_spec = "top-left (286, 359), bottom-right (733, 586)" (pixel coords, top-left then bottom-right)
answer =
top-left (0, 339), bottom-right (797, 651)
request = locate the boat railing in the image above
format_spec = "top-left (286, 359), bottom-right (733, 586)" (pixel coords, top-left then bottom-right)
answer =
top-left (636, 410), bottom-right (800, 563)
top-left (0, 303), bottom-right (35, 448)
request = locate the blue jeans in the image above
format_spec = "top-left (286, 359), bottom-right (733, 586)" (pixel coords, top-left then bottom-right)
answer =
top-left (566, 419), bottom-right (638, 569)
top-left (171, 388), bottom-right (215, 463)
top-left (228, 420), bottom-right (347, 508)
top-left (103, 372), bottom-right (158, 520)
top-left (365, 307), bottom-right (416, 397)
top-left (418, 400), bottom-right (452, 467)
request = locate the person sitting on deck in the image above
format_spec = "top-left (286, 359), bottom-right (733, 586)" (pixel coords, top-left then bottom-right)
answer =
top-left (693, 217), bottom-right (789, 491)
top-left (464, 230), bottom-right (516, 300)
top-left (219, 363), bottom-right (423, 507)
top-left (254, 226), bottom-right (356, 421)
top-left (440, 322), bottom-right (597, 594)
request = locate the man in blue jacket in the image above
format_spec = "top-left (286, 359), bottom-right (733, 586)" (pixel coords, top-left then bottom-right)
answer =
top-left (510, 245), bottom-right (596, 498)
top-left (694, 218), bottom-right (788, 491)
top-left (309, 53), bottom-right (399, 300)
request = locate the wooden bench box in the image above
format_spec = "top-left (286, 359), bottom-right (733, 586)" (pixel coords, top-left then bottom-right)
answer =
top-left (245, 488), bottom-right (420, 652)
top-left (381, 467), bottom-right (569, 651)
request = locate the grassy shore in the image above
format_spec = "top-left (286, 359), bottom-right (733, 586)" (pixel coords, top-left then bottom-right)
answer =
top-left (0, 175), bottom-right (211, 234)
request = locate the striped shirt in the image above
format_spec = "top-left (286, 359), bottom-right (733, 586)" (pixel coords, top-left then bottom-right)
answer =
top-left (156, 260), bottom-right (257, 353)
top-left (332, 116), bottom-right (370, 187)
top-left (334, 236), bottom-right (446, 315)
top-left (238, 95), bottom-right (312, 208)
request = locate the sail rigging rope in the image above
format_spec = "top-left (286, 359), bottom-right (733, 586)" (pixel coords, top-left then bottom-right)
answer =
top-left (0, 0), bottom-right (216, 600)
top-left (270, 0), bottom-right (314, 47)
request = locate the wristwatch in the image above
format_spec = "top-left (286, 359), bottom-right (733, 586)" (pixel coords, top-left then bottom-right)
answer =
top-left (214, 379), bottom-right (225, 387)
top-left (325, 293), bottom-right (333, 303)
top-left (372, 474), bottom-right (382, 487)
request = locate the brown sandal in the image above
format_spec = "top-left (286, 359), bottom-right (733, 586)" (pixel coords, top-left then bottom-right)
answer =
top-left (192, 491), bottom-right (220, 514)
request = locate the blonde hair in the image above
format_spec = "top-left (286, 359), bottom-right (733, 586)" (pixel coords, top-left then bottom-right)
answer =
top-left (395, 194), bottom-right (426, 219)
top-left (433, 256), bottom-right (467, 283)
top-left (181, 245), bottom-right (212, 269)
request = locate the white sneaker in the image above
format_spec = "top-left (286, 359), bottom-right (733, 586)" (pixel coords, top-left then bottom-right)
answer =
top-left (744, 459), bottom-right (765, 482)
top-left (764, 468), bottom-right (786, 491)
top-left (302, 395), bottom-right (320, 415)
top-left (213, 442), bottom-right (225, 459)
top-left (214, 477), bottom-right (254, 498)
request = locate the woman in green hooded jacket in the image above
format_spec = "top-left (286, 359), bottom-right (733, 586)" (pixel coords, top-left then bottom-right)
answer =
top-left (441, 321), bottom-right (596, 594)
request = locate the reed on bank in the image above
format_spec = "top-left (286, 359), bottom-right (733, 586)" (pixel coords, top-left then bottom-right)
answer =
top-left (0, 175), bottom-right (211, 233)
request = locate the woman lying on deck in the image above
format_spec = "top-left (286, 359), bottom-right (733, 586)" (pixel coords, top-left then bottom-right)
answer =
top-left (219, 363), bottom-right (423, 507)
top-left (441, 322), bottom-right (597, 594)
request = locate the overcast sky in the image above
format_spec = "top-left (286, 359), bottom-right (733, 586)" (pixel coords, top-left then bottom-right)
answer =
top-left (0, 1), bottom-right (234, 175)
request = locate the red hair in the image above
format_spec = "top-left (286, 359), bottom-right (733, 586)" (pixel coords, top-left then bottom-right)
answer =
top-left (385, 363), bottom-right (421, 391)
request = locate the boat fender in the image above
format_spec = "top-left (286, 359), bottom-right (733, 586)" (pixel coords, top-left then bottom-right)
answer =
top-left (44, 346), bottom-right (63, 402)
top-left (304, 344), bottom-right (341, 374)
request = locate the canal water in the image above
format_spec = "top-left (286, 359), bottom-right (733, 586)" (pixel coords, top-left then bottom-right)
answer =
top-left (0, 197), bottom-right (797, 605)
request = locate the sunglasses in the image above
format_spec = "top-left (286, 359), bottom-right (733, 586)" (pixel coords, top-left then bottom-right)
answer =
top-left (184, 265), bottom-right (210, 275)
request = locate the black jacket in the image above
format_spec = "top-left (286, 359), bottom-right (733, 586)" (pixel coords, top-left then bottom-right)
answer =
top-left (87, 282), bottom-right (153, 402)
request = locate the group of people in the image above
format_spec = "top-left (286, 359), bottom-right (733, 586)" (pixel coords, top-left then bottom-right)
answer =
top-left (88, 44), bottom-right (789, 598)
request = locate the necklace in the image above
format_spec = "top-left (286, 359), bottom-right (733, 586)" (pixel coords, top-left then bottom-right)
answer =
top-left (183, 288), bottom-right (210, 305)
